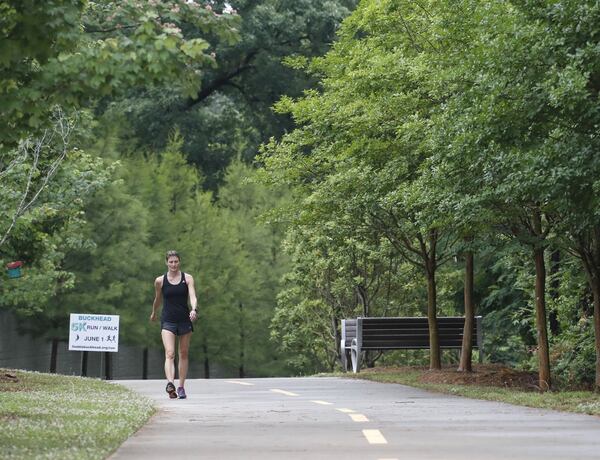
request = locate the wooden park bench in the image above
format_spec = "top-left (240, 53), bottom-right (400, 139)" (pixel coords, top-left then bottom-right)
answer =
top-left (340, 316), bottom-right (483, 373)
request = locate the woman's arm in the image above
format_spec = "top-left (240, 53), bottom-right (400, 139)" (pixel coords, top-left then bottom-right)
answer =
top-left (186, 273), bottom-right (198, 321)
top-left (150, 276), bottom-right (162, 321)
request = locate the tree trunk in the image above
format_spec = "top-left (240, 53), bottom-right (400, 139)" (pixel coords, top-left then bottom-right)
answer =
top-left (589, 273), bottom-right (600, 391)
top-left (333, 315), bottom-right (342, 364)
top-left (533, 247), bottom-right (551, 391)
top-left (239, 302), bottom-right (245, 378)
top-left (458, 250), bottom-right (474, 372)
top-left (49, 338), bottom-right (59, 373)
top-left (357, 283), bottom-right (376, 367)
top-left (573, 227), bottom-right (600, 391)
top-left (549, 250), bottom-right (560, 335)
top-left (357, 284), bottom-right (369, 317)
top-left (426, 268), bottom-right (441, 370)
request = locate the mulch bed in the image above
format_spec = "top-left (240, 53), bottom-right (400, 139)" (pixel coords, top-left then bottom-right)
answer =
top-left (363, 364), bottom-right (539, 390)
top-left (419, 364), bottom-right (539, 389)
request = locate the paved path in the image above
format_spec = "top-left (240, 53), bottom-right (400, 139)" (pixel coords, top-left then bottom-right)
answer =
top-left (110, 377), bottom-right (600, 460)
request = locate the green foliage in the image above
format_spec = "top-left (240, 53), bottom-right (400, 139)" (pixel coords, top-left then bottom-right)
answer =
top-left (0, 0), bottom-right (239, 146)
top-left (9, 134), bottom-right (291, 377)
top-left (5, 0), bottom-right (600, 384)
top-left (259, 0), bottom-right (470, 370)
top-left (0, 147), bottom-right (112, 314)
top-left (552, 320), bottom-right (596, 389)
top-left (257, 0), bottom-right (600, 384)
top-left (271, 294), bottom-right (335, 374)
top-left (0, 0), bottom-right (240, 334)
top-left (109, 0), bottom-right (357, 189)
top-left (48, 159), bottom-right (155, 346)
top-left (217, 160), bottom-right (292, 375)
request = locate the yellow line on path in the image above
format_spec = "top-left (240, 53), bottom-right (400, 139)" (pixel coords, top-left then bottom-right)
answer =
top-left (226, 380), bottom-right (254, 386)
top-left (349, 413), bottom-right (369, 422)
top-left (311, 400), bottom-right (333, 405)
top-left (363, 429), bottom-right (388, 445)
top-left (336, 408), bottom-right (356, 413)
top-left (270, 389), bottom-right (299, 396)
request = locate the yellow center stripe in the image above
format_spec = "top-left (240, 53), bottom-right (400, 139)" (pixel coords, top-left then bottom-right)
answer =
top-left (336, 408), bottom-right (356, 413)
top-left (363, 429), bottom-right (388, 445)
top-left (350, 413), bottom-right (369, 422)
top-left (270, 389), bottom-right (299, 396)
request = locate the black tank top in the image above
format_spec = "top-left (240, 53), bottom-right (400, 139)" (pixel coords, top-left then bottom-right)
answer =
top-left (161, 272), bottom-right (190, 322)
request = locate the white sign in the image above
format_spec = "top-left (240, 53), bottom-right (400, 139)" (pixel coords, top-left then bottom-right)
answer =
top-left (68, 314), bottom-right (120, 352)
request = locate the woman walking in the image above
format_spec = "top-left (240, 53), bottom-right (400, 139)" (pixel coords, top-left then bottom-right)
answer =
top-left (150, 250), bottom-right (198, 399)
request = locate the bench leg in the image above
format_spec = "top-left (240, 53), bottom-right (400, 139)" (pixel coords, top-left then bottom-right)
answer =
top-left (340, 340), bottom-right (348, 372)
top-left (351, 345), bottom-right (361, 373)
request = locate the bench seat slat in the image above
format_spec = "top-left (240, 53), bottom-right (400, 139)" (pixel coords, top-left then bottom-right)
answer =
top-left (362, 340), bottom-right (475, 348)
top-left (362, 329), bottom-right (470, 335)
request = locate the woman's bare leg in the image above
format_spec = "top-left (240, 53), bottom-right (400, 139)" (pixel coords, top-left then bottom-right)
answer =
top-left (161, 329), bottom-right (177, 382)
top-left (178, 331), bottom-right (192, 388)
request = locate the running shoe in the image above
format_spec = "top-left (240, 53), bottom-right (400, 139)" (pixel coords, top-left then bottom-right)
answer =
top-left (177, 386), bottom-right (187, 399)
top-left (166, 382), bottom-right (177, 399)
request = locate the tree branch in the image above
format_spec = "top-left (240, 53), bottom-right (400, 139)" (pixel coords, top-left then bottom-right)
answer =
top-left (184, 50), bottom-right (259, 110)
top-left (0, 108), bottom-right (74, 248)
top-left (84, 24), bottom-right (140, 34)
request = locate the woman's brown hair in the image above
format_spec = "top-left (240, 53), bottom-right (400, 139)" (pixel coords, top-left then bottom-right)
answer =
top-left (165, 250), bottom-right (180, 261)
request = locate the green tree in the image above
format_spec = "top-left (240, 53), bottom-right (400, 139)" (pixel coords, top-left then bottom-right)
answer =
top-left (0, 147), bottom-right (111, 312)
top-left (110, 0), bottom-right (357, 189)
top-left (260, 0), bottom-right (466, 370)
top-left (428, 0), bottom-right (600, 390)
top-left (1, 0), bottom-right (239, 323)
top-left (217, 159), bottom-right (291, 376)
top-left (1, 0), bottom-right (238, 145)
top-left (520, 1), bottom-right (600, 391)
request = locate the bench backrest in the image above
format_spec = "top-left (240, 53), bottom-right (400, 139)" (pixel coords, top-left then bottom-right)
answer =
top-left (341, 319), bottom-right (357, 348)
top-left (342, 316), bottom-right (482, 350)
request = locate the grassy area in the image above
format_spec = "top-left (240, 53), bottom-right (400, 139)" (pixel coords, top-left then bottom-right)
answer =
top-left (339, 367), bottom-right (600, 417)
top-left (0, 369), bottom-right (155, 460)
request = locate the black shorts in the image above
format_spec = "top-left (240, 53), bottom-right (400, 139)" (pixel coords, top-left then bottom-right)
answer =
top-left (161, 320), bottom-right (193, 336)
